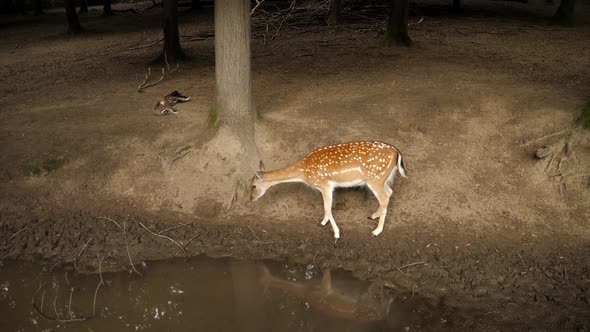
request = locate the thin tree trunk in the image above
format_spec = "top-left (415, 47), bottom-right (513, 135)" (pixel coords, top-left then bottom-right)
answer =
top-left (79, 0), bottom-right (88, 14)
top-left (384, 0), bottom-right (411, 46)
top-left (214, 0), bottom-right (259, 172)
top-left (160, 0), bottom-right (183, 62)
top-left (15, 0), bottom-right (26, 15)
top-left (452, 0), bottom-right (461, 11)
top-left (230, 262), bottom-right (265, 332)
top-left (103, 0), bottom-right (114, 16)
top-left (34, 0), bottom-right (44, 15)
top-left (192, 0), bottom-right (201, 10)
top-left (553, 0), bottom-right (577, 25)
top-left (327, 0), bottom-right (342, 25)
top-left (65, 0), bottom-right (83, 34)
top-left (0, 0), bottom-right (14, 15)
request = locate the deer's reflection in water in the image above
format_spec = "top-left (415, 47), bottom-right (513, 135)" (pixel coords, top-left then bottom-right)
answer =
top-left (258, 264), bottom-right (446, 329)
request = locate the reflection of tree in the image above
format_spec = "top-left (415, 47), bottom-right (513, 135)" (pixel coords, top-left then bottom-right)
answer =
top-left (230, 261), bottom-right (266, 332)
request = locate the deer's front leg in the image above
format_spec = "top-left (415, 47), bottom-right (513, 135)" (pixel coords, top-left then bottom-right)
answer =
top-left (320, 188), bottom-right (339, 239)
top-left (370, 207), bottom-right (382, 220)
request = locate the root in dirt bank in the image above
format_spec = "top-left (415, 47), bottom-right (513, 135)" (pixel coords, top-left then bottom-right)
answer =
top-left (158, 125), bottom-right (260, 212)
top-left (532, 119), bottom-right (590, 201)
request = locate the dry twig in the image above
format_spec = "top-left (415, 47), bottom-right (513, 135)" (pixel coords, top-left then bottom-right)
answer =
top-left (31, 282), bottom-right (45, 304)
top-left (158, 223), bottom-right (191, 235)
top-left (9, 226), bottom-right (29, 240)
top-left (398, 261), bottom-right (428, 269)
top-left (409, 17), bottom-right (424, 27)
top-left (67, 287), bottom-right (74, 319)
top-left (182, 234), bottom-right (199, 249)
top-left (74, 238), bottom-right (92, 267)
top-left (31, 282), bottom-right (86, 323)
top-left (517, 253), bottom-right (526, 267)
top-left (98, 216), bottom-right (121, 229)
top-left (247, 225), bottom-right (259, 240)
top-left (251, 0), bottom-right (325, 43)
top-left (93, 255), bottom-right (105, 317)
top-left (53, 295), bottom-right (60, 320)
top-left (251, 0), bottom-right (265, 15)
top-left (49, 261), bottom-right (60, 272)
top-left (123, 222), bottom-right (142, 277)
top-left (136, 220), bottom-right (186, 254)
top-left (395, 261), bottom-right (428, 275)
top-left (519, 129), bottom-right (569, 147)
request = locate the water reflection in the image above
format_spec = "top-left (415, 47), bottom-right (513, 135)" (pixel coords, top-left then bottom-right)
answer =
top-left (0, 256), bottom-right (448, 331)
top-left (259, 265), bottom-right (389, 322)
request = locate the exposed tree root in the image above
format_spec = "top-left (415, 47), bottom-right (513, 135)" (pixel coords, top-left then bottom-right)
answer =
top-left (534, 127), bottom-right (590, 200)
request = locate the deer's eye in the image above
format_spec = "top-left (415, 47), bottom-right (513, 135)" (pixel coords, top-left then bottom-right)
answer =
top-left (252, 185), bottom-right (257, 188)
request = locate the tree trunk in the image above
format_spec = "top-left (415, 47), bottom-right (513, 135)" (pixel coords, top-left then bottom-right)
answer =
top-left (79, 0), bottom-right (88, 14)
top-left (160, 0), bottom-right (183, 63)
top-left (192, 0), bottom-right (201, 10)
top-left (34, 0), bottom-right (44, 15)
top-left (65, 0), bottom-right (83, 34)
top-left (103, 0), bottom-right (114, 16)
top-left (15, 0), bottom-right (26, 15)
top-left (553, 0), bottom-right (577, 25)
top-left (327, 0), bottom-right (342, 25)
top-left (452, 0), bottom-right (461, 11)
top-left (384, 0), bottom-right (411, 46)
top-left (214, 0), bottom-right (259, 177)
top-left (0, 0), bottom-right (14, 15)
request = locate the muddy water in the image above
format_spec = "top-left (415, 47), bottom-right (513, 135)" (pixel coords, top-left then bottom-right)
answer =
top-left (0, 256), bottom-right (450, 331)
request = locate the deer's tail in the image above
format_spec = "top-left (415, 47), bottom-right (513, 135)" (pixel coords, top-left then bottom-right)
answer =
top-left (397, 152), bottom-right (407, 178)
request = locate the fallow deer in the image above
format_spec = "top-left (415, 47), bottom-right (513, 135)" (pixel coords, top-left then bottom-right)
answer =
top-left (251, 141), bottom-right (407, 239)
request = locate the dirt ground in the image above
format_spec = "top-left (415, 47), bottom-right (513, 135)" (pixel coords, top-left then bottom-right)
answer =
top-left (1, 1), bottom-right (589, 330)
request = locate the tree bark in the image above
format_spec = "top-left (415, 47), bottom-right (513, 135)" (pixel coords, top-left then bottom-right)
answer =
top-left (15, 0), bottom-right (26, 15)
top-left (327, 0), bottom-right (342, 25)
top-left (160, 0), bottom-right (183, 63)
top-left (192, 0), bottom-right (201, 10)
top-left (214, 0), bottom-right (259, 172)
top-left (384, 0), bottom-right (411, 46)
top-left (0, 0), bottom-right (14, 15)
top-left (79, 0), bottom-right (88, 14)
top-left (34, 0), bottom-right (44, 15)
top-left (553, 0), bottom-right (577, 25)
top-left (65, 0), bottom-right (83, 34)
top-left (103, 0), bottom-right (114, 16)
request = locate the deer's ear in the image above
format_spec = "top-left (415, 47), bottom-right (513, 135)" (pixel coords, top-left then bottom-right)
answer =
top-left (255, 171), bottom-right (264, 180)
top-left (258, 160), bottom-right (265, 171)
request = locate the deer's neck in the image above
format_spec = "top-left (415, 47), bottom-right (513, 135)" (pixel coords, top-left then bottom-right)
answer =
top-left (262, 161), bottom-right (305, 185)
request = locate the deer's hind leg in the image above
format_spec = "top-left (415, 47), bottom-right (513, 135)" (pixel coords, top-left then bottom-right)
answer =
top-left (367, 181), bottom-right (393, 236)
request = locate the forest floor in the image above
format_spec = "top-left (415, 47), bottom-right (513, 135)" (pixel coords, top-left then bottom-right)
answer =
top-left (1, 1), bottom-right (589, 330)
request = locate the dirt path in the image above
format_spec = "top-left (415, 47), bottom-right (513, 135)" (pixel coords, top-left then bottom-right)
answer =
top-left (1, 2), bottom-right (589, 330)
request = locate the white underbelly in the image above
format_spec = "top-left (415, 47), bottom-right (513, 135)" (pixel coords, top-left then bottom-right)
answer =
top-left (330, 180), bottom-right (366, 188)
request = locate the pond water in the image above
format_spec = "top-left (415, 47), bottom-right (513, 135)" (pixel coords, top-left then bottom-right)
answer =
top-left (0, 256), bottom-right (451, 331)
